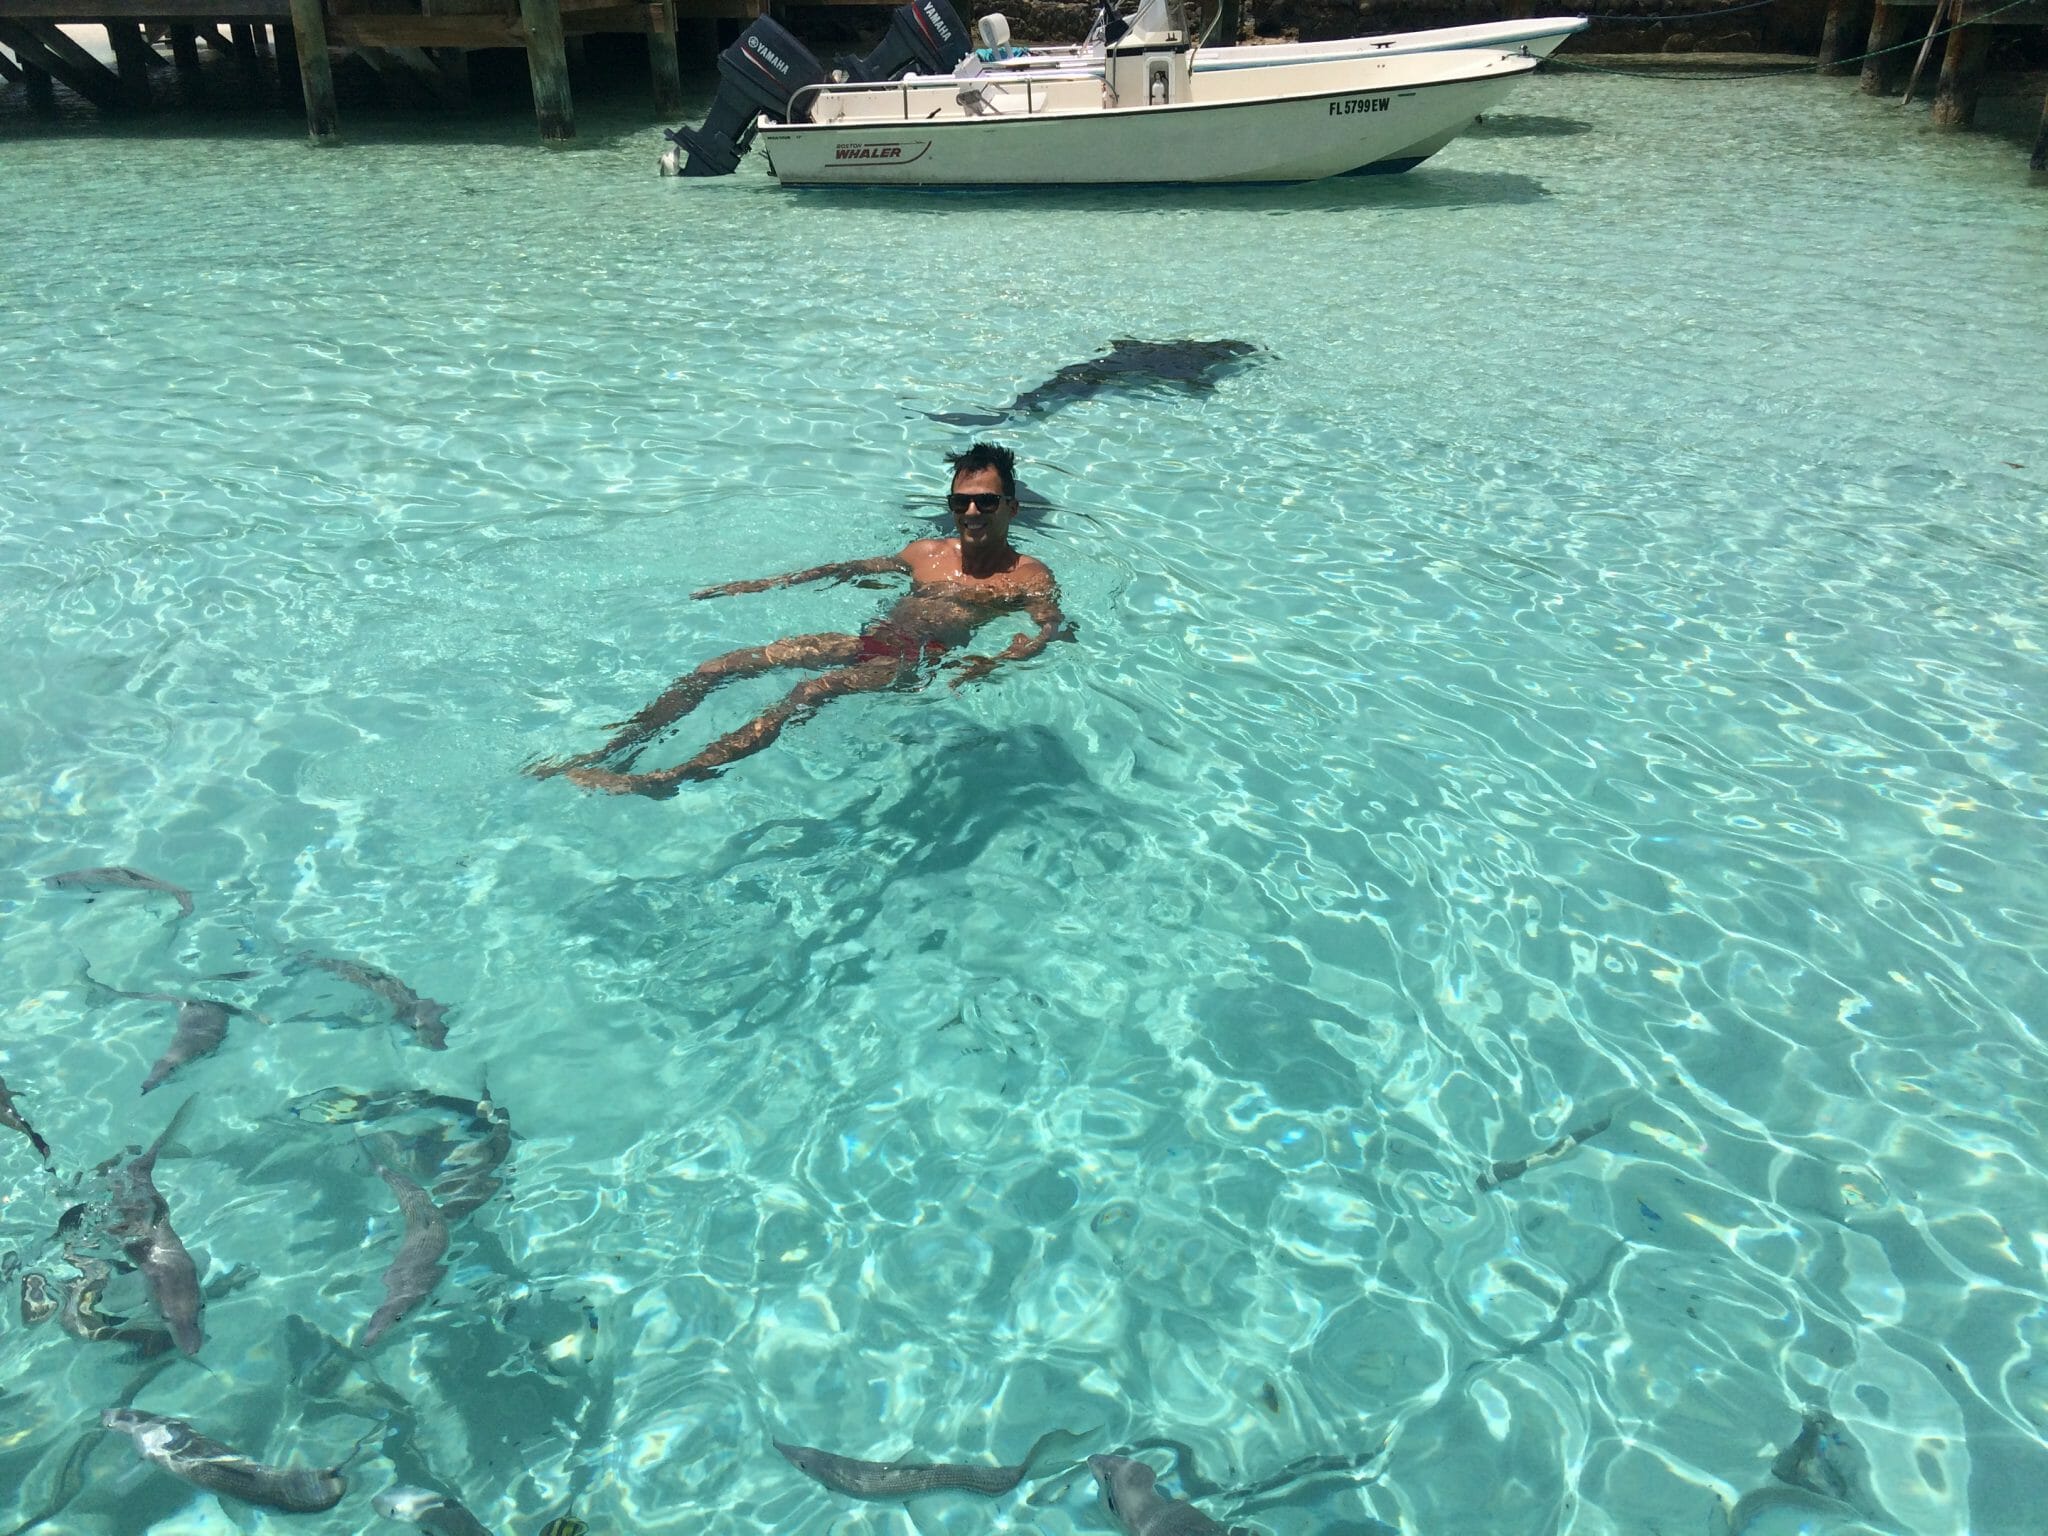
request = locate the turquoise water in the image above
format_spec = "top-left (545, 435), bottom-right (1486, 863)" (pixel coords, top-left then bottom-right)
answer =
top-left (3, 58), bottom-right (2047, 1536)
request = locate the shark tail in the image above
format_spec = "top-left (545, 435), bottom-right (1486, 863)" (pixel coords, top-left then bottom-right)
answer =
top-left (145, 1093), bottom-right (201, 1166)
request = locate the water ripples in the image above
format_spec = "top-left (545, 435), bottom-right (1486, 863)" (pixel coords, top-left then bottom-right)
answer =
top-left (3, 65), bottom-right (2048, 1536)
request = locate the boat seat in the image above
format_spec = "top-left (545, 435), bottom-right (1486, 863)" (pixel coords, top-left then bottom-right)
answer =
top-left (953, 51), bottom-right (995, 113)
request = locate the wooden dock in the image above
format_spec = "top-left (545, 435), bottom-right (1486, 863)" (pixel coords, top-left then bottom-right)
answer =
top-left (5, 0), bottom-right (2046, 168)
top-left (1821, 0), bottom-right (2048, 166)
top-left (0, 0), bottom-right (779, 141)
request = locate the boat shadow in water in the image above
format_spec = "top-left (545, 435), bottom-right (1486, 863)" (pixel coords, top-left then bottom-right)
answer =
top-left (775, 168), bottom-right (1549, 213)
top-left (1468, 112), bottom-right (1595, 138)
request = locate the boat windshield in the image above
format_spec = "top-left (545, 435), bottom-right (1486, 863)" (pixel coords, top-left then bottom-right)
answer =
top-left (1084, 0), bottom-right (1198, 50)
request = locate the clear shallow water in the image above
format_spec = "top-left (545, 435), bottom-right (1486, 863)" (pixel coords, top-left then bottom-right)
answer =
top-left (2, 60), bottom-right (2047, 1536)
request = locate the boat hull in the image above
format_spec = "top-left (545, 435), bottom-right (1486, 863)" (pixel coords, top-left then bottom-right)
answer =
top-left (759, 54), bottom-right (1538, 186)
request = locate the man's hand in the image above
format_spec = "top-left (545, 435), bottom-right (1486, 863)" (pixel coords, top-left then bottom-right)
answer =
top-left (691, 578), bottom-right (775, 600)
top-left (693, 555), bottom-right (909, 601)
top-left (947, 655), bottom-right (1000, 690)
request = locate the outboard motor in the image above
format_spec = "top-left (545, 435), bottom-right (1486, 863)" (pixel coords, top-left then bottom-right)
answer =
top-left (834, 0), bottom-right (971, 83)
top-left (661, 17), bottom-right (827, 177)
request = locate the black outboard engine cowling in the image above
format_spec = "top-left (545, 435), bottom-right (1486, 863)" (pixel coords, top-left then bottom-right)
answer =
top-left (663, 17), bottom-right (827, 177)
top-left (834, 0), bottom-right (972, 83)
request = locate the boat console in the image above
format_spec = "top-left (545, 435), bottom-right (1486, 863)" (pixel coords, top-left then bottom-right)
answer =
top-left (1101, 0), bottom-right (1194, 105)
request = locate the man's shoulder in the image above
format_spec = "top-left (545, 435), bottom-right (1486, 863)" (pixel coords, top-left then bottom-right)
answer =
top-left (1014, 553), bottom-right (1055, 585)
top-left (901, 537), bottom-right (950, 559)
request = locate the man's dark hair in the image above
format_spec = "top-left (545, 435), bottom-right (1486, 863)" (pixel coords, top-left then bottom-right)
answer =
top-left (947, 441), bottom-right (1016, 499)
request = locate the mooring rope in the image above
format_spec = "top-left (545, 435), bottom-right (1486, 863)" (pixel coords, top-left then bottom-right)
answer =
top-left (1579, 0), bottom-right (1786, 23)
top-left (1544, 0), bottom-right (2042, 80)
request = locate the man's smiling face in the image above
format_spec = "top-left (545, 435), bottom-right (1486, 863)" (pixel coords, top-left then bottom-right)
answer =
top-left (949, 464), bottom-right (1013, 552)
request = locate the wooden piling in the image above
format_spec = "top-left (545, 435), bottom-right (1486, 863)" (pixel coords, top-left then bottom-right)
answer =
top-left (104, 18), bottom-right (154, 104)
top-left (1931, 20), bottom-right (1990, 127)
top-left (0, 41), bottom-right (21, 80)
top-left (24, 56), bottom-right (55, 106)
top-left (1899, 0), bottom-right (1947, 101)
top-left (230, 21), bottom-right (256, 62)
top-left (1858, 1), bottom-right (1910, 93)
top-left (517, 0), bottom-right (575, 141)
top-left (274, 21), bottom-right (297, 95)
top-left (1217, 0), bottom-right (1241, 44)
top-left (647, 0), bottom-right (682, 116)
top-left (433, 45), bottom-right (471, 106)
top-left (1818, 0), bottom-right (1875, 71)
top-left (285, 0), bottom-right (339, 142)
top-left (0, 18), bottom-right (126, 107)
top-left (169, 23), bottom-right (200, 72)
top-left (2034, 87), bottom-right (2048, 172)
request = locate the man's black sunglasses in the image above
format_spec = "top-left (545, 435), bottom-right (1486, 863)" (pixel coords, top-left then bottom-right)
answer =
top-left (948, 492), bottom-right (1006, 514)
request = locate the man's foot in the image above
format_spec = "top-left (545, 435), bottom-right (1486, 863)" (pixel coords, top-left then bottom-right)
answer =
top-left (526, 750), bottom-right (590, 780)
top-left (565, 765), bottom-right (683, 800)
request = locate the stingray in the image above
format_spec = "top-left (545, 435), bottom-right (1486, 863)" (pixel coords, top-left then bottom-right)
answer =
top-left (928, 337), bottom-right (1265, 426)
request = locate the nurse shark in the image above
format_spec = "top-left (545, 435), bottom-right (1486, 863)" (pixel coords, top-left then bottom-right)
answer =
top-left (927, 337), bottom-right (1265, 426)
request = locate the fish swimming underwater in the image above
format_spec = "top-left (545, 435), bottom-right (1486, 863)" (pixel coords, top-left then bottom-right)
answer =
top-left (775, 1427), bottom-right (1090, 1501)
top-left (106, 1095), bottom-right (206, 1356)
top-left (928, 338), bottom-right (1265, 427)
top-left (301, 954), bottom-right (452, 1050)
top-left (0, 1074), bottom-right (52, 1162)
top-left (1089, 1454), bottom-right (1244, 1536)
top-left (80, 962), bottom-right (258, 1096)
top-left (59, 1256), bottom-right (176, 1357)
top-left (361, 1155), bottom-right (450, 1347)
top-left (373, 1484), bottom-right (495, 1536)
top-left (100, 1409), bottom-right (347, 1512)
top-left (19, 1271), bottom-right (57, 1326)
top-left (137, 1000), bottom-right (237, 1095)
top-left (290, 1085), bottom-right (512, 1222)
top-left (54, 1258), bottom-right (258, 1359)
top-left (1477, 1111), bottom-right (1613, 1192)
top-left (44, 865), bottom-right (194, 916)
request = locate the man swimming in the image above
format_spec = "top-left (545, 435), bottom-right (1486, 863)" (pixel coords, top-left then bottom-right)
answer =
top-left (528, 442), bottom-right (1064, 797)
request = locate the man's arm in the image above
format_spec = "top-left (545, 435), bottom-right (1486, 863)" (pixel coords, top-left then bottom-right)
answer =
top-left (948, 586), bottom-right (1068, 689)
top-left (693, 554), bottom-right (908, 601)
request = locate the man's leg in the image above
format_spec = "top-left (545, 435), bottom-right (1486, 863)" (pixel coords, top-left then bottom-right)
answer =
top-left (566, 659), bottom-right (901, 797)
top-left (528, 632), bottom-right (865, 778)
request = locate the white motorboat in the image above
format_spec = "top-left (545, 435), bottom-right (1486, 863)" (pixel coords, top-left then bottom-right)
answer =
top-left (661, 0), bottom-right (1549, 186)
top-left (761, 51), bottom-right (1537, 186)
